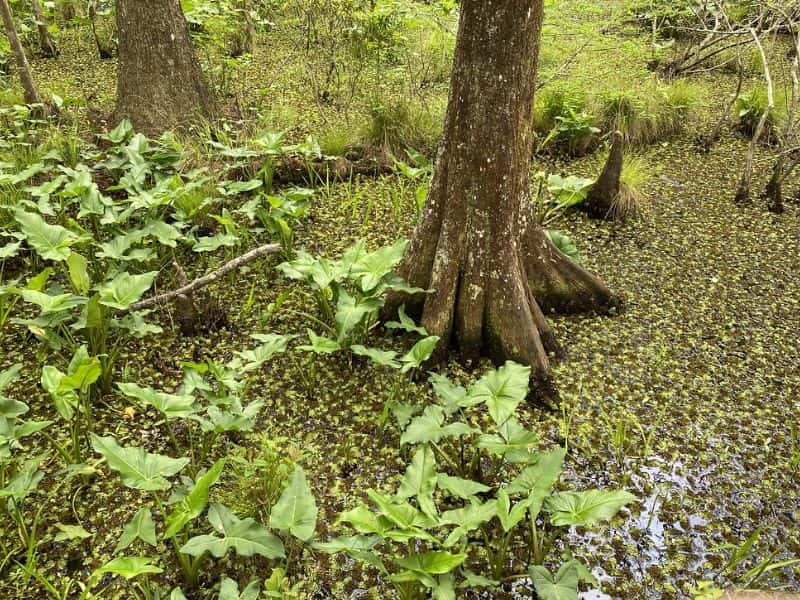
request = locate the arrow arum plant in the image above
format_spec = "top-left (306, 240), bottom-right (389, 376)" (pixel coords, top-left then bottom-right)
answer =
top-left (318, 362), bottom-right (635, 600)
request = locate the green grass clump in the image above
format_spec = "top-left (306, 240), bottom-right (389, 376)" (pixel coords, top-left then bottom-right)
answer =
top-left (213, 434), bottom-right (304, 522)
top-left (533, 86), bottom-right (588, 134)
top-left (535, 79), bottom-right (703, 154)
top-left (318, 121), bottom-right (360, 157)
top-left (598, 80), bottom-right (704, 147)
top-left (533, 87), bottom-right (600, 155)
top-left (615, 154), bottom-right (652, 221)
top-left (734, 88), bottom-right (788, 143)
top-left (363, 94), bottom-right (444, 155)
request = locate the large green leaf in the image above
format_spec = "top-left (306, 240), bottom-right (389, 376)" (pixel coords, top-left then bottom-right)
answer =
top-left (497, 488), bottom-right (533, 533)
top-left (469, 362), bottom-right (530, 426)
top-left (530, 562), bottom-right (579, 600)
top-left (546, 489), bottom-right (636, 527)
top-left (545, 229), bottom-right (580, 261)
top-left (396, 446), bottom-right (437, 518)
top-left (277, 251), bottom-right (342, 291)
top-left (60, 354), bottom-right (101, 394)
top-left (506, 447), bottom-right (566, 498)
top-left (117, 382), bottom-right (197, 419)
top-left (115, 507), bottom-right (157, 552)
top-left (0, 396), bottom-right (28, 420)
top-left (22, 290), bottom-right (85, 315)
top-left (334, 291), bottom-right (382, 342)
top-left (350, 345), bottom-right (400, 369)
top-left (440, 500), bottom-right (498, 547)
top-left (54, 523), bottom-right (92, 542)
top-left (66, 253), bottom-right (91, 295)
top-left (477, 417), bottom-right (538, 464)
top-left (94, 556), bottom-right (163, 581)
top-left (0, 241), bottom-right (21, 259)
top-left (367, 490), bottom-right (436, 533)
top-left (313, 534), bottom-right (381, 554)
top-left (269, 465), bottom-right (318, 541)
top-left (98, 272), bottom-right (157, 310)
top-left (180, 503), bottom-right (285, 559)
top-left (400, 405), bottom-right (476, 446)
top-left (350, 239), bottom-right (407, 291)
top-left (385, 304), bottom-right (427, 336)
top-left (546, 490), bottom-right (636, 526)
top-left (336, 505), bottom-right (391, 536)
top-left (394, 550), bottom-right (466, 575)
top-left (104, 119), bottom-right (133, 144)
top-left (14, 210), bottom-right (80, 262)
top-left (0, 363), bottom-right (22, 392)
top-left (298, 329), bottom-right (340, 354)
top-left (234, 333), bottom-right (291, 372)
top-left (429, 373), bottom-right (478, 415)
top-left (165, 459), bottom-right (226, 538)
top-left (0, 456), bottom-right (45, 502)
top-left (193, 233), bottom-right (239, 252)
top-left (41, 365), bottom-right (77, 420)
top-left (400, 336), bottom-right (440, 373)
top-left (436, 474), bottom-right (490, 500)
top-left (218, 577), bottom-right (261, 600)
top-left (91, 434), bottom-right (189, 491)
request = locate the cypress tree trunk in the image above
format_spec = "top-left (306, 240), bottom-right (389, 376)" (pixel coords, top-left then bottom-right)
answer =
top-left (0, 0), bottom-right (42, 106)
top-left (30, 0), bottom-right (58, 57)
top-left (60, 0), bottom-right (78, 22)
top-left (229, 0), bottom-right (255, 58)
top-left (115, 0), bottom-right (212, 135)
top-left (384, 0), bottom-right (619, 399)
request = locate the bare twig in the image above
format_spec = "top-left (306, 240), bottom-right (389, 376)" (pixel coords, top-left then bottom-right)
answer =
top-left (699, 47), bottom-right (745, 151)
top-left (129, 243), bottom-right (281, 312)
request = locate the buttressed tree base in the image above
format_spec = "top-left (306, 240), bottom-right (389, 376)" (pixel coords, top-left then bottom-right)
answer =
top-left (385, 0), bottom-right (620, 400)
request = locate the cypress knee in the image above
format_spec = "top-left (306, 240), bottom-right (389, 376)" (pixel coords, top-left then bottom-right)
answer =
top-left (585, 131), bottom-right (624, 220)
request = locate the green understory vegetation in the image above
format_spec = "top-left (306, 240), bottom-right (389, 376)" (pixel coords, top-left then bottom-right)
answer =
top-left (0, 0), bottom-right (799, 599)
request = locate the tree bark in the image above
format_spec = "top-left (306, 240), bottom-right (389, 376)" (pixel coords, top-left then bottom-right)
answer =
top-left (229, 0), bottom-right (255, 58)
top-left (586, 131), bottom-right (624, 220)
top-left (30, 0), bottom-right (58, 57)
top-left (764, 157), bottom-right (784, 214)
top-left (115, 0), bottom-right (213, 136)
top-left (0, 0), bottom-right (42, 106)
top-left (384, 0), bottom-right (619, 400)
top-left (88, 1), bottom-right (115, 59)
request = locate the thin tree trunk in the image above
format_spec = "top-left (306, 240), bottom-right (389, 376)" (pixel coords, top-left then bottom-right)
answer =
top-left (383, 0), bottom-right (619, 400)
top-left (230, 0), bottom-right (255, 57)
top-left (0, 0), bottom-right (42, 106)
top-left (60, 0), bottom-right (78, 22)
top-left (88, 0), bottom-right (115, 59)
top-left (30, 0), bottom-right (58, 57)
top-left (763, 16), bottom-right (800, 213)
top-left (699, 52), bottom-right (744, 152)
top-left (736, 28), bottom-right (773, 203)
top-left (115, 0), bottom-right (213, 135)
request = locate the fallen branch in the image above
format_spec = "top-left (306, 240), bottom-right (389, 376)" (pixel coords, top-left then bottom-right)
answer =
top-left (130, 243), bottom-right (281, 312)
